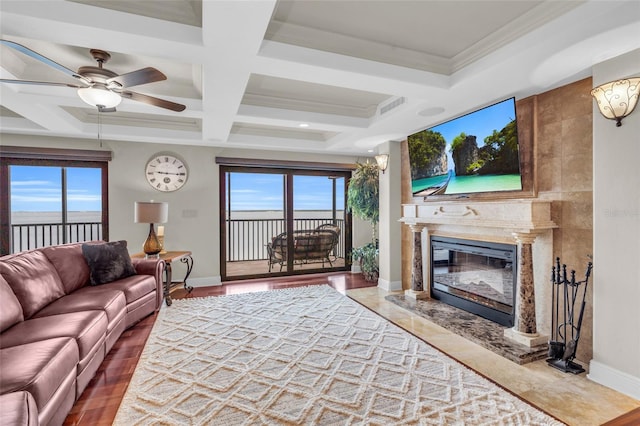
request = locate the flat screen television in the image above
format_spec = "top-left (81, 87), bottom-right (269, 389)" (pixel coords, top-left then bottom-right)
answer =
top-left (408, 98), bottom-right (523, 197)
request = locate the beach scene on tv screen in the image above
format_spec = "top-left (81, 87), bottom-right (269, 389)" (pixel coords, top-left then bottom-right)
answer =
top-left (408, 98), bottom-right (523, 196)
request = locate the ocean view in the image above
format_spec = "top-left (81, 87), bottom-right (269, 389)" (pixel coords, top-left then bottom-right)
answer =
top-left (12, 210), bottom-right (345, 223)
top-left (12, 211), bottom-right (102, 224)
top-left (10, 210), bottom-right (346, 261)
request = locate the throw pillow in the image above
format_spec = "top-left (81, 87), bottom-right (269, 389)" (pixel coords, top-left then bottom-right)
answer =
top-left (82, 240), bottom-right (136, 286)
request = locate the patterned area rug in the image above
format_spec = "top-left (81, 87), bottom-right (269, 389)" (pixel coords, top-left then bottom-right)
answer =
top-left (114, 285), bottom-right (564, 425)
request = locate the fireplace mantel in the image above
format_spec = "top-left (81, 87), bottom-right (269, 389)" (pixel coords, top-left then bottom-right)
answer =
top-left (400, 198), bottom-right (557, 349)
top-left (400, 199), bottom-right (556, 234)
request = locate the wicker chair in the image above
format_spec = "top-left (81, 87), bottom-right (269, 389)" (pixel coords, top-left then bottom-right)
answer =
top-left (267, 225), bottom-right (340, 272)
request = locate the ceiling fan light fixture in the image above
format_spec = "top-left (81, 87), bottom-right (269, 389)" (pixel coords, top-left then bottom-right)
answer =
top-left (77, 86), bottom-right (122, 109)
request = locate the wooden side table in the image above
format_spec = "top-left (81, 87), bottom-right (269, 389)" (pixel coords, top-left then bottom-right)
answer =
top-left (132, 251), bottom-right (193, 306)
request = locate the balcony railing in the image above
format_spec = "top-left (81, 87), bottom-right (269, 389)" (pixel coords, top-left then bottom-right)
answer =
top-left (226, 218), bottom-right (345, 262)
top-left (9, 218), bottom-right (345, 263)
top-left (10, 222), bottom-right (103, 254)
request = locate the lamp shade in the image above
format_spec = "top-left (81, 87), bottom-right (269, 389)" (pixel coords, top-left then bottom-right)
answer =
top-left (78, 86), bottom-right (122, 108)
top-left (590, 77), bottom-right (640, 127)
top-left (134, 201), bottom-right (168, 224)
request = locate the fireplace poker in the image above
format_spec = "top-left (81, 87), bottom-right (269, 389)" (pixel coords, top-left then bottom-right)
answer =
top-left (569, 270), bottom-right (577, 341)
top-left (563, 262), bottom-right (593, 362)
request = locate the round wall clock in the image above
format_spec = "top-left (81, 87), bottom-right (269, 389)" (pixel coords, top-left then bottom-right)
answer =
top-left (145, 153), bottom-right (188, 192)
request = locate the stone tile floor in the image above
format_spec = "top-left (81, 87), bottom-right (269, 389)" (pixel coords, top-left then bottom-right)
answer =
top-left (347, 287), bottom-right (640, 426)
top-left (384, 293), bottom-right (547, 364)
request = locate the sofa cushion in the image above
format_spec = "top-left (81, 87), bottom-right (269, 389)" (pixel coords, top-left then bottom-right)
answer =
top-left (97, 274), bottom-right (157, 305)
top-left (32, 287), bottom-right (126, 328)
top-left (0, 311), bottom-right (107, 362)
top-left (0, 391), bottom-right (39, 426)
top-left (82, 240), bottom-right (136, 286)
top-left (0, 274), bottom-right (23, 333)
top-left (41, 243), bottom-right (91, 294)
top-left (0, 250), bottom-right (65, 319)
top-left (0, 338), bottom-right (78, 413)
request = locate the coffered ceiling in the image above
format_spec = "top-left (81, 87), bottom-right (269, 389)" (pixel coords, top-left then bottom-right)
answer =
top-left (1, 1), bottom-right (639, 155)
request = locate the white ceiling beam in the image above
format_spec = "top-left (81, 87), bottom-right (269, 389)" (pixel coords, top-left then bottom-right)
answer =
top-left (0, 116), bottom-right (45, 133)
top-left (254, 41), bottom-right (451, 99)
top-left (0, 85), bottom-right (84, 133)
top-left (200, 0), bottom-right (277, 143)
top-left (84, 123), bottom-right (202, 145)
top-left (226, 132), bottom-right (332, 154)
top-left (236, 104), bottom-right (370, 131)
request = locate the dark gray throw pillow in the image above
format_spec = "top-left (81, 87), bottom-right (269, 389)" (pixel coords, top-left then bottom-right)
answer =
top-left (82, 240), bottom-right (137, 285)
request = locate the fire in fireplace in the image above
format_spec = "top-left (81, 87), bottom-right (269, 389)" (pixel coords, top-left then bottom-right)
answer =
top-left (430, 236), bottom-right (517, 327)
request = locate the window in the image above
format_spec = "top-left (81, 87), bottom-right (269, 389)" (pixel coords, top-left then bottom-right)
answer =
top-left (0, 146), bottom-right (110, 255)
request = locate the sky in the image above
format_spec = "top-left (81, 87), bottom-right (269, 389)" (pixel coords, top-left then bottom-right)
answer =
top-left (9, 167), bottom-right (345, 213)
top-left (428, 98), bottom-right (517, 148)
top-left (10, 165), bottom-right (102, 212)
top-left (228, 172), bottom-right (345, 211)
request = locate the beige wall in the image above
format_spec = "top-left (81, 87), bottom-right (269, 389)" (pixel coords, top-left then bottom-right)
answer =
top-left (535, 78), bottom-right (594, 364)
top-left (1, 134), bottom-right (366, 284)
top-left (590, 49), bottom-right (640, 399)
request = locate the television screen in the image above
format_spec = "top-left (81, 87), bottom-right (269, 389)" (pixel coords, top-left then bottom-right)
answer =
top-left (408, 98), bottom-right (523, 197)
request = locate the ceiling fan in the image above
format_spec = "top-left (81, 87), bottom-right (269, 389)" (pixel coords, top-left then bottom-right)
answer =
top-left (0, 39), bottom-right (186, 112)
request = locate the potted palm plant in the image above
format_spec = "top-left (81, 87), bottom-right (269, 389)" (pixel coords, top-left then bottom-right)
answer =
top-left (347, 161), bottom-right (380, 281)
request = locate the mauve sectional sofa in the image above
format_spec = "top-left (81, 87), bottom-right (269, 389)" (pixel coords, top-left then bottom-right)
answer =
top-left (0, 241), bottom-right (164, 426)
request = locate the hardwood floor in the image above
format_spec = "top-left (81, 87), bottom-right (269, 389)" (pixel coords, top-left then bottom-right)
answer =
top-left (63, 272), bottom-right (639, 425)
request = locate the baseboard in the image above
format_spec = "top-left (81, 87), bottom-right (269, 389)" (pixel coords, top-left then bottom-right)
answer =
top-left (188, 276), bottom-right (222, 287)
top-left (377, 278), bottom-right (402, 291)
top-left (588, 360), bottom-right (640, 400)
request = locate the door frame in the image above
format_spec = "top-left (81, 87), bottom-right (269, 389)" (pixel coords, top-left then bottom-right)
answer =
top-left (219, 165), bottom-right (352, 281)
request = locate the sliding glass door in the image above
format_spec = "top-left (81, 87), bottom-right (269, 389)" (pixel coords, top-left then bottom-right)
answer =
top-left (221, 167), bottom-right (351, 280)
top-left (292, 175), bottom-right (346, 265)
top-left (223, 171), bottom-right (286, 277)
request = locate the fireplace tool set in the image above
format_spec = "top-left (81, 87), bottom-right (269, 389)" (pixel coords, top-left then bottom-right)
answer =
top-left (547, 257), bottom-right (593, 374)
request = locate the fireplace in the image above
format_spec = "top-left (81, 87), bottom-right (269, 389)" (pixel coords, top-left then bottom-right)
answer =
top-left (402, 199), bottom-right (556, 347)
top-left (430, 236), bottom-right (517, 327)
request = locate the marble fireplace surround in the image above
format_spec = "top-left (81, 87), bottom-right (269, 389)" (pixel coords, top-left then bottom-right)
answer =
top-left (400, 199), bottom-right (557, 347)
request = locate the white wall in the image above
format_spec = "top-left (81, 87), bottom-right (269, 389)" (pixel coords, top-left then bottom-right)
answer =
top-left (377, 141), bottom-right (402, 290)
top-left (589, 49), bottom-right (640, 399)
top-left (1, 135), bottom-right (366, 285)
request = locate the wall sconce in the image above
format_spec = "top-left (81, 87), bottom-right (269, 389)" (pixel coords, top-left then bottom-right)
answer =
top-left (590, 77), bottom-right (640, 127)
top-left (375, 154), bottom-right (389, 173)
top-left (134, 201), bottom-right (168, 257)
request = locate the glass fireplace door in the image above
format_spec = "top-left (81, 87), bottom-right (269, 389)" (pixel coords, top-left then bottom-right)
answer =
top-left (431, 236), bottom-right (517, 327)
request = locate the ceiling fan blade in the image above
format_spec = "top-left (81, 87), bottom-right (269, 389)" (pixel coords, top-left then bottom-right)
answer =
top-left (120, 90), bottom-right (186, 112)
top-left (106, 67), bottom-right (166, 89)
top-left (0, 78), bottom-right (85, 88)
top-left (1, 39), bottom-right (92, 86)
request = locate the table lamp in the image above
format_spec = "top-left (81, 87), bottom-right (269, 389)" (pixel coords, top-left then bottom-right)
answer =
top-left (134, 201), bottom-right (168, 257)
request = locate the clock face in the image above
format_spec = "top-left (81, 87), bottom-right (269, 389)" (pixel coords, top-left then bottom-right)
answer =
top-left (145, 154), bottom-right (188, 192)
